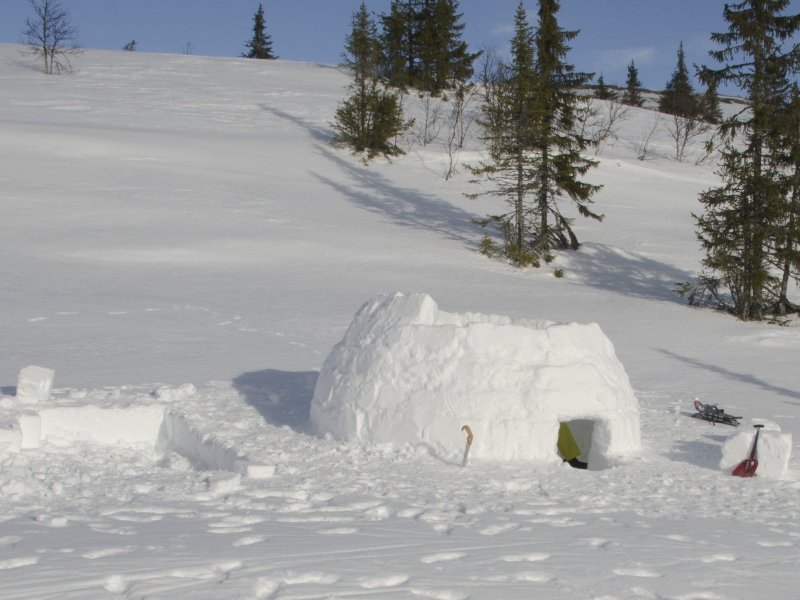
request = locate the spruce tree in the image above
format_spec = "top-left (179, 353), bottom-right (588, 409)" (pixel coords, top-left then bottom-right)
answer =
top-left (770, 82), bottom-right (800, 314)
top-left (659, 42), bottom-right (698, 117)
top-left (469, 1), bottom-right (601, 264)
top-left (700, 79), bottom-right (723, 124)
top-left (380, 0), bottom-right (478, 94)
top-left (333, 4), bottom-right (410, 158)
top-left (380, 0), bottom-right (416, 89)
top-left (623, 60), bottom-right (643, 106)
top-left (416, 0), bottom-right (479, 94)
top-left (469, 3), bottom-right (541, 264)
top-left (594, 74), bottom-right (614, 100)
top-left (242, 3), bottom-right (276, 59)
top-left (694, 0), bottom-right (800, 320)
top-left (532, 0), bottom-right (602, 251)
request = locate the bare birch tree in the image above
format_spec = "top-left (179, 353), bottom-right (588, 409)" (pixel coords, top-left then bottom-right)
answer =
top-left (22, 0), bottom-right (81, 75)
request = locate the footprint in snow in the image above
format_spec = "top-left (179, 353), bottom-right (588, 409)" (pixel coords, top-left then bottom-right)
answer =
top-left (476, 573), bottom-right (552, 583)
top-left (233, 535), bottom-right (267, 547)
top-left (103, 575), bottom-right (130, 594)
top-left (512, 571), bottom-right (553, 583)
top-left (111, 513), bottom-right (164, 523)
top-left (208, 515), bottom-right (264, 534)
top-left (479, 522), bottom-right (519, 536)
top-left (410, 589), bottom-right (469, 600)
top-left (613, 567), bottom-right (663, 578)
top-left (756, 540), bottom-right (794, 547)
top-left (209, 526), bottom-right (252, 534)
top-left (358, 574), bottom-right (410, 589)
top-left (34, 514), bottom-right (68, 527)
top-left (251, 578), bottom-right (281, 599)
top-left (420, 552), bottom-right (467, 564)
top-left (318, 527), bottom-right (359, 535)
top-left (585, 537), bottom-right (615, 549)
top-left (0, 557), bottom-right (39, 570)
top-left (0, 536), bottom-right (22, 548)
top-left (501, 552), bottom-right (551, 563)
top-left (89, 524), bottom-right (136, 536)
top-left (282, 572), bottom-right (340, 585)
top-left (700, 553), bottom-right (737, 563)
top-left (170, 560), bottom-right (242, 580)
top-left (81, 546), bottom-right (135, 559)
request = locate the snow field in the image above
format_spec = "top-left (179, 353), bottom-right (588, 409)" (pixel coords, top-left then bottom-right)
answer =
top-left (0, 43), bottom-right (799, 598)
top-left (1, 379), bottom-right (799, 599)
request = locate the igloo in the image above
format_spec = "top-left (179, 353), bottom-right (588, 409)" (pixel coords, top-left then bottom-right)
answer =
top-left (310, 293), bottom-right (641, 468)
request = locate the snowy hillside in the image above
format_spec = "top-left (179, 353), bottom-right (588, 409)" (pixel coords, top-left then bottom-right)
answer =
top-left (1, 44), bottom-right (799, 599)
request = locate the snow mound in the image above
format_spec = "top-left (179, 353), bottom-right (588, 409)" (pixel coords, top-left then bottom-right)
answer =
top-left (311, 293), bottom-right (641, 466)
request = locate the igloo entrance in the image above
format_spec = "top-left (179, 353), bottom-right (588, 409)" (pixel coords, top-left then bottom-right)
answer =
top-left (558, 420), bottom-right (595, 469)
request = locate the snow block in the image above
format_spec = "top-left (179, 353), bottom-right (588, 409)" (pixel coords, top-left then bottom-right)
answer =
top-left (205, 472), bottom-right (242, 495)
top-left (244, 464), bottom-right (276, 479)
top-left (18, 413), bottom-right (41, 449)
top-left (16, 366), bottom-right (55, 404)
top-left (0, 421), bottom-right (22, 454)
top-left (38, 405), bottom-right (166, 447)
top-left (720, 425), bottom-right (792, 480)
top-left (311, 293), bottom-right (641, 465)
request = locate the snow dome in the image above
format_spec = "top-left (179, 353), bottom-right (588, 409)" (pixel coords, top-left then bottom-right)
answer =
top-left (311, 293), bottom-right (641, 467)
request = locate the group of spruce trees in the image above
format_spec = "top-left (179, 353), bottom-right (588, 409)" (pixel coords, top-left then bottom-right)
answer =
top-left (379, 0), bottom-right (480, 94)
top-left (333, 1), bottom-right (601, 267)
top-left (596, 46), bottom-right (721, 124)
top-left (691, 0), bottom-right (800, 320)
top-left (332, 1), bottom-right (478, 157)
top-left (468, 1), bottom-right (601, 266)
top-left (327, 0), bottom-right (800, 321)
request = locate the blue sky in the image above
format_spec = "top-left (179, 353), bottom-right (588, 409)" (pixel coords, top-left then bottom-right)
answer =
top-left (2, 1), bottom-right (798, 91)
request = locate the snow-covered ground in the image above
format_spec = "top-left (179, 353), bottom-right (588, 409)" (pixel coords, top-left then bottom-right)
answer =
top-left (1, 44), bottom-right (799, 599)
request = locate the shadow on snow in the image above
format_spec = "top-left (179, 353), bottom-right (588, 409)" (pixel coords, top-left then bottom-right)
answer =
top-left (261, 104), bottom-right (481, 249)
top-left (658, 348), bottom-right (800, 405)
top-left (262, 104), bottom-right (704, 304)
top-left (232, 369), bottom-right (319, 434)
top-left (566, 242), bottom-right (694, 304)
top-left (671, 437), bottom-right (725, 471)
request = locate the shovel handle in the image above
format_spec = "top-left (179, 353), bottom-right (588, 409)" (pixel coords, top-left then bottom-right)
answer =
top-left (462, 425), bottom-right (473, 445)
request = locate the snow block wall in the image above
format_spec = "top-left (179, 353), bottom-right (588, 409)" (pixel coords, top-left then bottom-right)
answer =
top-left (311, 293), bottom-right (641, 466)
top-left (0, 373), bottom-right (249, 473)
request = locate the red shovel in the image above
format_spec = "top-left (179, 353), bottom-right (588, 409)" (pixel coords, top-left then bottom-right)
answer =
top-left (732, 424), bottom-right (764, 478)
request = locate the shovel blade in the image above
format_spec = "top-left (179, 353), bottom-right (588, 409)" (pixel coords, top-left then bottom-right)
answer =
top-left (732, 458), bottom-right (758, 478)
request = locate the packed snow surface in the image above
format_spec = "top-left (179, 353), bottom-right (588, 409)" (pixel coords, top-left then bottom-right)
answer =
top-left (312, 292), bottom-right (640, 465)
top-left (1, 44), bottom-right (799, 599)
